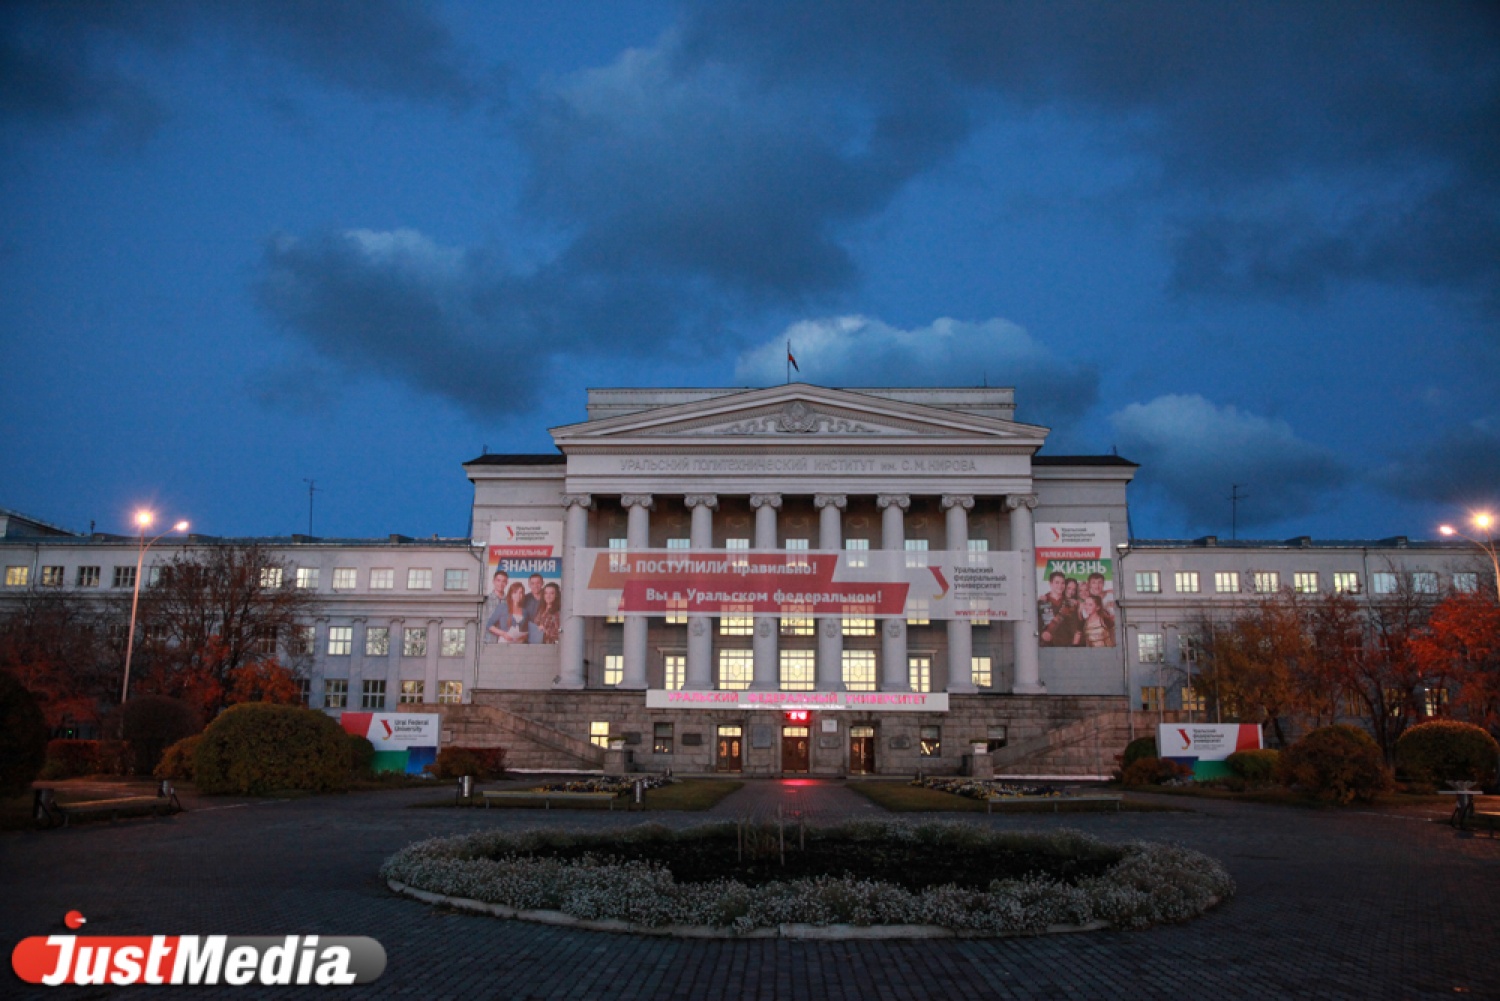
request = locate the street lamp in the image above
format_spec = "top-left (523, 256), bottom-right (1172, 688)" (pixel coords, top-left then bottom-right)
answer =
top-left (1438, 512), bottom-right (1500, 603)
top-left (121, 510), bottom-right (189, 704)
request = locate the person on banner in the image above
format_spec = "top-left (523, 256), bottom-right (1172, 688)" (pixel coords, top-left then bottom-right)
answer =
top-left (492, 581), bottom-right (538, 644)
top-left (1076, 593), bottom-right (1116, 648)
top-left (533, 581), bottom-right (563, 644)
top-left (484, 569), bottom-right (510, 643)
top-left (524, 573), bottom-right (546, 618)
top-left (1085, 572), bottom-right (1116, 630)
top-left (1038, 571), bottom-right (1079, 647)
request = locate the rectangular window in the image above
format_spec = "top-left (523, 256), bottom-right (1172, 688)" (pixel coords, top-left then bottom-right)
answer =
top-left (906, 598), bottom-right (930, 626)
top-left (1342, 690), bottom-right (1366, 717)
top-left (845, 538), bottom-right (869, 568)
top-left (402, 627), bottom-right (427, 657)
top-left (327, 626), bottom-right (353, 656)
top-left (1454, 572), bottom-right (1478, 593)
top-left (842, 650), bottom-right (876, 692)
top-left (667, 538), bottom-right (690, 549)
top-left (147, 565), bottom-right (163, 586)
top-left (904, 538), bottom-right (929, 568)
top-left (112, 566), bottom-right (135, 588)
top-left (590, 721), bottom-right (611, 749)
top-left (444, 568), bottom-right (469, 591)
top-left (370, 568), bottom-right (394, 589)
top-left (1138, 633), bottom-right (1164, 664)
top-left (293, 625), bottom-right (316, 655)
top-left (662, 540), bottom-right (691, 624)
top-left (1214, 571), bottom-right (1239, 594)
top-left (780, 616), bottom-right (814, 636)
top-left (1182, 685), bottom-right (1206, 713)
top-left (842, 616), bottom-right (876, 637)
top-left (259, 566), bottom-right (283, 589)
top-left (971, 656), bottom-right (992, 688)
top-left (663, 654), bottom-right (685, 691)
top-left (1180, 635), bottom-right (1200, 663)
top-left (1424, 685), bottom-right (1449, 717)
top-left (1141, 685), bottom-right (1165, 712)
top-left (5, 566), bottom-right (29, 587)
top-left (608, 537), bottom-right (629, 573)
top-left (718, 650), bottom-right (753, 691)
top-left (365, 626), bottom-right (389, 657)
top-left (361, 680), bottom-right (386, 710)
top-left (1334, 571), bottom-right (1361, 593)
top-left (40, 566), bottom-right (63, 587)
top-left (332, 568), bottom-right (357, 590)
top-left (1383, 687), bottom-right (1405, 716)
top-left (720, 613), bottom-right (754, 636)
top-left (653, 722), bottom-right (674, 755)
top-left (324, 679), bottom-right (348, 710)
top-left (1175, 571), bottom-right (1200, 593)
top-left (967, 540), bottom-right (990, 623)
top-left (438, 680), bottom-right (463, 704)
top-left (441, 627), bottom-right (466, 657)
top-left (1135, 571), bottom-right (1160, 594)
top-left (604, 654), bottom-right (624, 686)
top-left (919, 726), bottom-right (941, 758)
top-left (1253, 571), bottom-right (1280, 593)
top-left (1412, 572), bottom-right (1438, 594)
top-left (297, 678), bottom-right (312, 706)
top-left (1293, 572), bottom-right (1319, 594)
top-left (987, 725), bottom-right (1008, 752)
top-left (77, 566), bottom-right (100, 587)
top-left (399, 680), bottom-right (424, 704)
top-left (407, 568), bottom-right (432, 590)
top-left (1372, 572), bottom-right (1398, 595)
top-left (908, 656), bottom-right (931, 694)
top-left (255, 626), bottom-right (278, 655)
top-left (726, 537), bottom-right (750, 568)
top-left (295, 567), bottom-right (320, 590)
top-left (785, 538), bottom-right (809, 567)
top-left (779, 650), bottom-right (816, 692)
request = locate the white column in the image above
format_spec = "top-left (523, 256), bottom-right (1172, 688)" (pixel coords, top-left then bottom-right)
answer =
top-left (815, 493), bottom-right (846, 691)
top-left (557, 493), bottom-right (592, 689)
top-left (943, 494), bottom-right (976, 694)
top-left (621, 494), bottom-right (654, 690)
top-left (1007, 493), bottom-right (1044, 694)
top-left (423, 618), bottom-right (441, 702)
top-left (750, 493), bottom-right (781, 691)
top-left (684, 494), bottom-right (718, 690)
top-left (878, 493), bottom-right (910, 692)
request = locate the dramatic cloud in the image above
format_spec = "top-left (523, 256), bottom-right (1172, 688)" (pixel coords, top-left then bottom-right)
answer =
top-left (1373, 418), bottom-right (1500, 508)
top-left (1109, 395), bottom-right (1348, 531)
top-left (735, 316), bottom-right (1098, 430)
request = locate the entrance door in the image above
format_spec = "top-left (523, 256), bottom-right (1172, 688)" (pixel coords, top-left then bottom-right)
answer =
top-left (716, 725), bottom-right (743, 773)
top-left (781, 726), bottom-right (810, 773)
top-left (849, 725), bottom-right (876, 774)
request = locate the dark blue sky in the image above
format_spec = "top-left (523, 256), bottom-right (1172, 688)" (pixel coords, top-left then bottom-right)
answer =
top-left (4, 1), bottom-right (1497, 541)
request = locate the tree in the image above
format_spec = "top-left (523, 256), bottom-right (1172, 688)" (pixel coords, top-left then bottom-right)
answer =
top-left (1195, 591), bottom-right (1315, 747)
top-left (0, 593), bottom-right (123, 731)
top-left (1412, 591), bottom-right (1500, 734)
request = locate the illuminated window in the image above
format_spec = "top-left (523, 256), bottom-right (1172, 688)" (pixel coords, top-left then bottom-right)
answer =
top-left (1175, 571), bottom-right (1200, 593)
top-left (444, 569), bottom-right (469, 591)
top-left (718, 650), bottom-right (753, 691)
top-left (663, 654), bottom-right (685, 691)
top-left (1454, 572), bottom-right (1478, 593)
top-left (441, 627), bottom-right (466, 657)
top-left (779, 650), bottom-right (815, 691)
top-left (720, 612), bottom-right (754, 636)
top-left (1181, 685), bottom-right (1206, 712)
top-left (333, 568), bottom-right (357, 590)
top-left (845, 538), bottom-right (869, 568)
top-left (653, 723), bottom-right (674, 754)
top-left (361, 680), bottom-right (386, 710)
top-left (1253, 571), bottom-right (1279, 593)
top-left (369, 568), bottom-right (393, 590)
top-left (1140, 685), bottom-right (1164, 712)
top-left (907, 598), bottom-right (930, 626)
top-left (1424, 685), bottom-right (1449, 716)
top-left (1137, 633), bottom-right (1163, 663)
top-left (971, 656), bottom-right (992, 688)
top-left (842, 614), bottom-right (876, 637)
top-left (112, 566), bottom-right (135, 588)
top-left (607, 539), bottom-right (628, 621)
top-left (407, 568), bottom-right (432, 590)
top-left (786, 538), bottom-right (809, 567)
top-left (400, 680), bottom-right (424, 703)
top-left (1214, 572), bottom-right (1239, 594)
top-left (604, 654), bottom-right (624, 686)
top-left (77, 566), bottom-right (101, 587)
top-left (1293, 572), bottom-right (1319, 594)
top-left (324, 679), bottom-right (348, 709)
top-left (259, 566), bottom-right (283, 588)
top-left (664, 540), bottom-right (690, 623)
top-left (4, 566), bottom-right (27, 587)
top-left (590, 721), bottom-right (611, 749)
top-left (726, 537), bottom-right (750, 568)
top-left (327, 626), bottom-right (353, 656)
top-left (842, 650), bottom-right (876, 691)
top-left (1383, 687), bottom-right (1405, 716)
top-left (40, 566), bottom-right (63, 587)
top-left (1135, 571), bottom-right (1160, 594)
top-left (365, 626), bottom-right (389, 656)
top-left (296, 567), bottom-right (320, 589)
top-left (438, 680), bottom-right (463, 704)
top-left (919, 726), bottom-right (941, 757)
top-left (402, 627), bottom-right (426, 657)
top-left (904, 538), bottom-right (928, 568)
top-left (1334, 572), bottom-right (1361, 593)
top-left (780, 616), bottom-right (814, 636)
top-left (1372, 572), bottom-right (1398, 595)
top-left (908, 656), bottom-right (931, 693)
top-left (1412, 572), bottom-right (1438, 594)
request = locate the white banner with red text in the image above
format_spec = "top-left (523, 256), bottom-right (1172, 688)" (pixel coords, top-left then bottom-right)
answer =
top-left (646, 689), bottom-right (950, 711)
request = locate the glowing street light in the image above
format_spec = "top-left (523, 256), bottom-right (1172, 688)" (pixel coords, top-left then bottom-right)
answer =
top-left (121, 510), bottom-right (189, 704)
top-left (1438, 511), bottom-right (1500, 603)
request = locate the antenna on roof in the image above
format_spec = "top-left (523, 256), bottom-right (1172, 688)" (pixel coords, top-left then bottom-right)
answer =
top-left (304, 479), bottom-right (318, 536)
top-left (482, 444), bottom-right (489, 455)
top-left (1229, 484), bottom-right (1248, 540)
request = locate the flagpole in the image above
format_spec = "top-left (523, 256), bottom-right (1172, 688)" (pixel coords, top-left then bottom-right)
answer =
top-left (786, 340), bottom-right (791, 385)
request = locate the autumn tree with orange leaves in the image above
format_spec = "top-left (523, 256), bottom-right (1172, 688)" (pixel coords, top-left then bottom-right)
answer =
top-left (1413, 591), bottom-right (1500, 734)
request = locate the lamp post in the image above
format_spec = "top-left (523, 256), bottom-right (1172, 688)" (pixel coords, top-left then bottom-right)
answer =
top-left (121, 511), bottom-right (189, 705)
top-left (1438, 512), bottom-right (1500, 603)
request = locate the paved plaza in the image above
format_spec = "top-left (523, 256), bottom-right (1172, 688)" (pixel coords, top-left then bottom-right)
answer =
top-left (4, 779), bottom-right (1497, 1000)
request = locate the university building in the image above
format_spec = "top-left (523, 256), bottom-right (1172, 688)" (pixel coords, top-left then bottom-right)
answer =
top-left (2, 384), bottom-right (1487, 776)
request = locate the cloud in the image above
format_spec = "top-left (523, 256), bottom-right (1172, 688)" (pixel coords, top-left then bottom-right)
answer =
top-left (1109, 395), bottom-right (1348, 531)
top-left (734, 316), bottom-right (1098, 429)
top-left (1373, 418), bottom-right (1500, 507)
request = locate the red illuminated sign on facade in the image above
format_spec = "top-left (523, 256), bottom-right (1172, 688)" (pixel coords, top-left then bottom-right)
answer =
top-left (784, 710), bottom-right (809, 723)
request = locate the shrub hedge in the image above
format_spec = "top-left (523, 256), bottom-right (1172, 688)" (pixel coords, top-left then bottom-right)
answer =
top-left (1121, 736), bottom-right (1157, 770)
top-left (347, 733), bottom-right (376, 776)
top-left (1279, 724), bottom-right (1390, 804)
top-left (192, 703), bottom-right (352, 795)
top-left (116, 695), bottom-right (202, 775)
top-left (1121, 756), bottom-right (1193, 786)
top-left (427, 746), bottom-right (508, 780)
top-left (40, 739), bottom-right (129, 779)
top-left (0, 673), bottom-right (49, 797)
top-left (1226, 749), bottom-right (1280, 784)
top-left (1396, 720), bottom-right (1499, 788)
top-left (154, 734), bottom-right (203, 781)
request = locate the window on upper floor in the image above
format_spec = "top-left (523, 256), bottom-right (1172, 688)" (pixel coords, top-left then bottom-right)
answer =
top-left (407, 568), bottom-right (432, 590)
top-left (441, 627), bottom-right (466, 657)
top-left (327, 626), bottom-right (353, 656)
top-left (112, 566), bottom-right (135, 588)
top-left (259, 566), bottom-right (283, 589)
top-left (1334, 571), bottom-right (1361, 594)
top-left (444, 568), bottom-right (469, 591)
top-left (1135, 571), bottom-right (1160, 594)
top-left (370, 568), bottom-right (393, 589)
top-left (5, 566), bottom-right (29, 587)
top-left (332, 568), bottom-right (357, 590)
top-left (295, 567), bottom-right (319, 589)
top-left (1175, 571), bottom-right (1200, 593)
top-left (438, 681), bottom-right (463, 704)
top-left (845, 538), bottom-right (869, 568)
top-left (1214, 571), bottom-right (1239, 594)
top-left (717, 650), bottom-right (753, 691)
top-left (324, 679), bottom-right (347, 709)
top-left (77, 566), bottom-right (100, 587)
top-left (1137, 633), bottom-right (1164, 664)
top-left (785, 538), bottom-right (809, 567)
top-left (1372, 572), bottom-right (1398, 595)
top-left (725, 537), bottom-right (750, 568)
top-left (361, 680), bottom-right (386, 710)
top-left (40, 566), bottom-right (63, 587)
top-left (1293, 572), bottom-right (1319, 594)
top-left (971, 656), bottom-right (993, 688)
top-left (402, 627), bottom-right (426, 657)
top-left (1253, 571), bottom-right (1280, 593)
top-left (400, 680), bottom-right (424, 704)
top-left (1412, 572), bottom-right (1438, 594)
top-left (365, 626), bottom-right (389, 657)
top-left (904, 538), bottom-right (928, 568)
top-left (604, 654), bottom-right (624, 686)
top-left (1453, 572), bottom-right (1478, 594)
top-left (842, 650), bottom-right (876, 692)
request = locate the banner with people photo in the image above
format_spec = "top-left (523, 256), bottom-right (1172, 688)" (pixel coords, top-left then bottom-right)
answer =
top-left (1033, 523), bottom-right (1116, 648)
top-left (484, 522), bottom-right (564, 645)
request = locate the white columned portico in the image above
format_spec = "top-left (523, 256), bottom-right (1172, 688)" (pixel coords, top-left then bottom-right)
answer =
top-left (943, 494), bottom-right (976, 693)
top-left (684, 493), bottom-right (718, 690)
top-left (557, 493), bottom-right (592, 689)
top-left (878, 493), bottom-right (910, 692)
top-left (750, 493), bottom-right (781, 691)
top-left (1007, 493), bottom-right (1044, 693)
top-left (621, 494), bottom-right (654, 689)
top-left (815, 493), bottom-right (846, 691)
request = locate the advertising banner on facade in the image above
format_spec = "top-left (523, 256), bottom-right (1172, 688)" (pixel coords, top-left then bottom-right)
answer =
top-left (573, 548), bottom-right (1023, 621)
top-left (339, 712), bottom-right (440, 775)
top-left (484, 521), bottom-right (564, 645)
top-left (646, 690), bottom-right (950, 711)
top-left (1033, 523), bottom-right (1116, 648)
top-left (1158, 723), bottom-right (1263, 779)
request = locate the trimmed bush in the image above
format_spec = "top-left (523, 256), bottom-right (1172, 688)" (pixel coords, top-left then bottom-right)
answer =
top-left (0, 673), bottom-right (49, 797)
top-left (116, 695), bottom-right (202, 775)
top-left (155, 734), bottom-right (203, 781)
top-left (1396, 720), bottom-right (1499, 788)
top-left (1121, 756), bottom-right (1193, 786)
top-left (40, 739), bottom-right (129, 779)
top-left (427, 746), bottom-right (508, 781)
top-left (1121, 736), bottom-right (1157, 770)
top-left (192, 703), bottom-right (352, 795)
top-left (1226, 749), bottom-right (1280, 784)
top-left (1279, 725), bottom-right (1391, 804)
top-left (347, 733), bottom-right (375, 776)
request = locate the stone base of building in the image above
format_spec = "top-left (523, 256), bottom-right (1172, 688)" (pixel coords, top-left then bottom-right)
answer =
top-left (435, 691), bottom-right (1135, 778)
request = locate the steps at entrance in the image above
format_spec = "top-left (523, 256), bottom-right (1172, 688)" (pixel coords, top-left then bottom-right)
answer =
top-left (439, 703), bottom-right (605, 770)
top-left (989, 709), bottom-right (1136, 777)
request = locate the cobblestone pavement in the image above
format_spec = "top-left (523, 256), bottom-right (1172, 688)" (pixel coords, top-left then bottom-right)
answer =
top-left (4, 780), bottom-right (1497, 1000)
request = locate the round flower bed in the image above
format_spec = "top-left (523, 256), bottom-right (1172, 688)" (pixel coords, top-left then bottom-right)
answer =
top-left (381, 821), bottom-right (1233, 938)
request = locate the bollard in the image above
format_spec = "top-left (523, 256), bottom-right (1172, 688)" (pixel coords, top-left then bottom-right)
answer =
top-left (634, 779), bottom-right (644, 805)
top-left (458, 775), bottom-right (473, 803)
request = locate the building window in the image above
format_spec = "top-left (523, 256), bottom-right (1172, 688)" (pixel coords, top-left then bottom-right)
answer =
top-left (1412, 572), bottom-right (1438, 594)
top-left (1253, 571), bottom-right (1279, 593)
top-left (1135, 571), bottom-right (1160, 594)
top-left (665, 596), bottom-right (688, 625)
top-left (444, 569), bottom-right (469, 591)
top-left (780, 616), bottom-right (815, 636)
top-left (77, 566), bottom-right (100, 587)
top-left (908, 656), bottom-right (931, 694)
top-left (842, 615), bottom-right (876, 637)
top-left (1424, 685), bottom-right (1449, 717)
top-left (663, 654), bottom-right (685, 691)
top-left (1334, 572), bottom-right (1361, 593)
top-left (293, 625), bottom-right (316, 655)
top-left (904, 538), bottom-right (928, 568)
top-left (718, 650), bottom-right (753, 691)
top-left (608, 537), bottom-right (629, 574)
top-left (987, 725), bottom-right (1008, 752)
top-left (1180, 634), bottom-right (1200, 662)
top-left (667, 538), bottom-right (690, 550)
top-left (971, 656), bottom-right (992, 688)
top-left (906, 598), bottom-right (930, 626)
top-left (1372, 572), bottom-right (1398, 595)
top-left (1138, 633), bottom-right (1164, 664)
top-left (1293, 572), bottom-right (1319, 594)
top-left (653, 723), bottom-right (674, 755)
top-left (1342, 690), bottom-right (1366, 717)
top-left (297, 678), bottom-right (312, 706)
top-left (1141, 685), bottom-right (1164, 712)
top-left (919, 726), bottom-right (941, 757)
top-left (842, 650), bottom-right (876, 692)
top-left (294, 567), bottom-right (319, 589)
top-left (112, 566), bottom-right (135, 588)
top-left (259, 566), bottom-right (284, 588)
top-left (1175, 571), bottom-right (1200, 593)
top-left (1383, 687), bottom-right (1405, 717)
top-left (1214, 571), bottom-right (1239, 594)
top-left (5, 566), bottom-right (29, 587)
top-left (438, 680), bottom-right (463, 704)
top-left (333, 568), bottom-right (357, 590)
top-left (327, 626), bottom-right (353, 656)
top-left (40, 566), bottom-right (63, 587)
top-left (1182, 685), bottom-right (1206, 712)
top-left (785, 538), bottom-right (809, 568)
top-left (361, 680), bottom-right (386, 710)
top-left (604, 654), bottom-right (624, 686)
top-left (589, 721), bottom-right (611, 749)
top-left (255, 626), bottom-right (278, 655)
top-left (779, 650), bottom-right (815, 691)
top-left (370, 568), bottom-right (394, 589)
top-left (407, 568), bottom-right (432, 590)
top-left (365, 627), bottom-right (389, 657)
top-left (400, 680), bottom-right (424, 704)
top-left (402, 627), bottom-right (427, 657)
top-left (720, 613), bottom-right (754, 636)
top-left (1454, 572), bottom-right (1478, 593)
top-left (845, 538), bottom-right (869, 568)
top-left (325, 680), bottom-right (348, 709)
top-left (966, 540), bottom-right (991, 624)
top-left (440, 627), bottom-right (466, 657)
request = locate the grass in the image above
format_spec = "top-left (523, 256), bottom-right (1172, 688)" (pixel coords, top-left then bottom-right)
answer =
top-left (850, 781), bottom-right (1181, 814)
top-left (415, 778), bottom-right (745, 812)
top-left (1122, 783), bottom-right (1459, 810)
